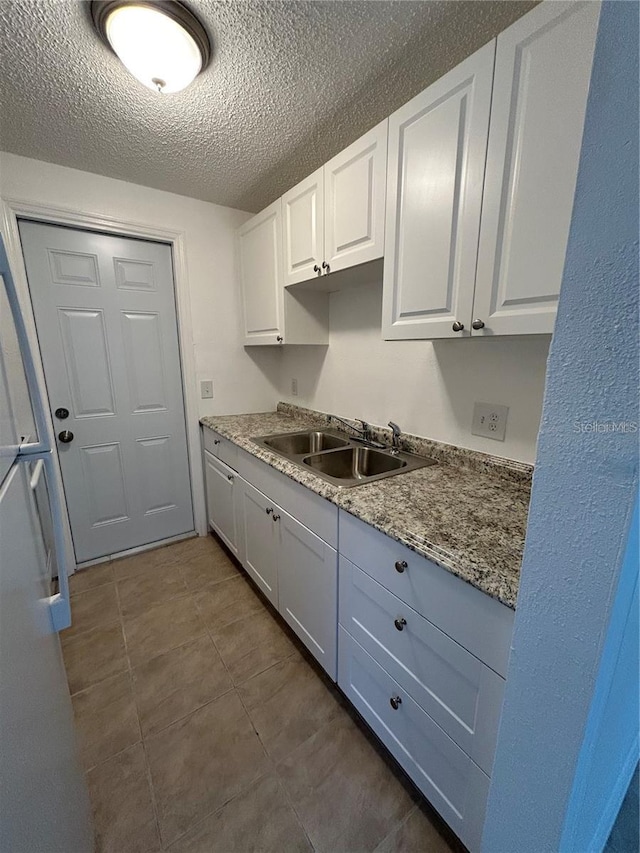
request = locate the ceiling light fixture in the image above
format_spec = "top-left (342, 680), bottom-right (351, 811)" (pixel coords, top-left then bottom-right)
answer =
top-left (91, 1), bottom-right (211, 94)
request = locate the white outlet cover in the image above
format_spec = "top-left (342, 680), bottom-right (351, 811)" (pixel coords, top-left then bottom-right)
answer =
top-left (472, 402), bottom-right (509, 441)
top-left (200, 380), bottom-right (214, 399)
top-left (291, 378), bottom-right (298, 396)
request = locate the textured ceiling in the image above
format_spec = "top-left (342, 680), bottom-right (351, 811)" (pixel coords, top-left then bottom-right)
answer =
top-left (0, 0), bottom-right (536, 212)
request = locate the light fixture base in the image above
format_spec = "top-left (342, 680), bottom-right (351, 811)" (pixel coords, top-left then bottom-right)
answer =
top-left (90, 0), bottom-right (212, 72)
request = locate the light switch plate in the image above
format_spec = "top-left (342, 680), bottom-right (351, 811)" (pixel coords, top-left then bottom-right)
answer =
top-left (472, 402), bottom-right (509, 441)
top-left (291, 378), bottom-right (298, 396)
top-left (200, 380), bottom-right (214, 399)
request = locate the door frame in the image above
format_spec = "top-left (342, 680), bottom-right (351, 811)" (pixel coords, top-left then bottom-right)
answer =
top-left (1, 197), bottom-right (207, 572)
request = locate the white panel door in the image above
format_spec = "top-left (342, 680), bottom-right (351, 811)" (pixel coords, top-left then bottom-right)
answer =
top-left (282, 168), bottom-right (324, 286)
top-left (382, 42), bottom-right (495, 340)
top-left (324, 120), bottom-right (388, 273)
top-left (473, 1), bottom-right (600, 336)
top-left (238, 199), bottom-right (284, 345)
top-left (240, 480), bottom-right (278, 607)
top-left (278, 507), bottom-right (337, 679)
top-left (19, 221), bottom-right (194, 563)
top-left (203, 450), bottom-right (240, 560)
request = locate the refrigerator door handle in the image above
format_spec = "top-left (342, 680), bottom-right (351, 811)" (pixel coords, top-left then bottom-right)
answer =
top-left (32, 452), bottom-right (72, 632)
top-left (29, 458), bottom-right (45, 491)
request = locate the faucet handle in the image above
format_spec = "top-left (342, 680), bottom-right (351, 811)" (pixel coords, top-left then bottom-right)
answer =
top-left (388, 421), bottom-right (402, 452)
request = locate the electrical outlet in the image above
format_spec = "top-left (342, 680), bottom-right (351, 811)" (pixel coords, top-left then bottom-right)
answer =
top-left (200, 380), bottom-right (214, 400)
top-left (472, 402), bottom-right (509, 441)
top-left (291, 378), bottom-right (298, 396)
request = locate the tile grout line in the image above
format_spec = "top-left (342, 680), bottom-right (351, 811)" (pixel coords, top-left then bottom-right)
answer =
top-left (114, 570), bottom-right (164, 852)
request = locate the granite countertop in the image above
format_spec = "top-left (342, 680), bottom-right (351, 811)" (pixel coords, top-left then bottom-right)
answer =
top-left (200, 405), bottom-right (532, 609)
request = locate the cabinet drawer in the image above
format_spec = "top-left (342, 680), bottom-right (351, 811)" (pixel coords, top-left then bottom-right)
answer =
top-left (202, 427), bottom-right (238, 471)
top-left (339, 557), bottom-right (504, 774)
top-left (339, 511), bottom-right (514, 677)
top-left (338, 628), bottom-right (490, 852)
top-left (238, 449), bottom-right (337, 548)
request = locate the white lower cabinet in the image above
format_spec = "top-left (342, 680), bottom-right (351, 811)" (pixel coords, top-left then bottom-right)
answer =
top-left (338, 511), bottom-right (514, 851)
top-left (240, 479), bottom-right (279, 607)
top-left (339, 556), bottom-right (505, 775)
top-left (204, 430), bottom-right (338, 678)
top-left (278, 509), bottom-right (337, 678)
top-left (203, 450), bottom-right (242, 562)
top-left (203, 428), bottom-right (512, 848)
top-left (339, 628), bottom-right (491, 853)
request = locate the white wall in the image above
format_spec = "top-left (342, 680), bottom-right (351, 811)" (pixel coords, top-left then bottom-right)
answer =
top-left (278, 277), bottom-right (550, 464)
top-left (0, 152), bottom-right (281, 419)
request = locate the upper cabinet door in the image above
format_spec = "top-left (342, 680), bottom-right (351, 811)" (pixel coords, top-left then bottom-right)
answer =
top-left (238, 199), bottom-right (284, 345)
top-left (472, 1), bottom-right (600, 337)
top-left (382, 42), bottom-right (495, 340)
top-left (282, 168), bottom-right (324, 286)
top-left (324, 120), bottom-right (388, 274)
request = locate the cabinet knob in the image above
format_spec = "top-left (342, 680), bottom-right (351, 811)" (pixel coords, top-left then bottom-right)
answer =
top-left (394, 617), bottom-right (407, 631)
top-left (276, 335), bottom-right (283, 343)
top-left (452, 321), bottom-right (464, 332)
top-left (313, 264), bottom-right (321, 274)
top-left (266, 507), bottom-right (273, 515)
top-left (322, 261), bottom-right (330, 274)
top-left (272, 514), bottom-right (280, 522)
top-left (214, 439), bottom-right (221, 445)
top-left (472, 319), bottom-right (485, 330)
top-left (227, 474), bottom-right (234, 482)
top-left (390, 696), bottom-right (402, 710)
top-left (394, 560), bottom-right (407, 573)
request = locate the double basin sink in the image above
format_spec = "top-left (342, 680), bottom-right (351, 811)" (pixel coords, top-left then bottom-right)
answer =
top-left (252, 428), bottom-right (436, 488)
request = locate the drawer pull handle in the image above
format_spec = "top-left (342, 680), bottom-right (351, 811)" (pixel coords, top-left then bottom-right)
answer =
top-left (394, 560), bottom-right (407, 573)
top-left (214, 439), bottom-right (221, 445)
top-left (272, 514), bottom-right (281, 522)
top-left (390, 696), bottom-right (402, 710)
top-left (394, 617), bottom-right (407, 631)
top-left (266, 507), bottom-right (273, 515)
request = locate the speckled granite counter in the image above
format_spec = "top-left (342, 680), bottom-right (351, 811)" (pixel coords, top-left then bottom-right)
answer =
top-left (200, 405), bottom-right (532, 609)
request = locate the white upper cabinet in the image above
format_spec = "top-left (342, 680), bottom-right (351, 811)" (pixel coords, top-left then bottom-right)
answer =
top-left (324, 120), bottom-right (388, 274)
top-left (282, 167), bottom-right (324, 286)
top-left (282, 121), bottom-right (388, 286)
top-left (237, 199), bottom-right (284, 345)
top-left (382, 43), bottom-right (495, 340)
top-left (472, 1), bottom-right (600, 336)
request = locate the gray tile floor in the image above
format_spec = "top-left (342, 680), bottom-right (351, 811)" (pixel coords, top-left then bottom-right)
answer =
top-left (63, 535), bottom-right (457, 853)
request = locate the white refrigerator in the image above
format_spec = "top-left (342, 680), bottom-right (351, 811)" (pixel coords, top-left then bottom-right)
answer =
top-left (0, 233), bottom-right (93, 851)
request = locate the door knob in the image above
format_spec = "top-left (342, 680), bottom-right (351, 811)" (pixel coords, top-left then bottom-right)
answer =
top-left (54, 407), bottom-right (69, 420)
top-left (472, 319), bottom-right (485, 330)
top-left (452, 321), bottom-right (464, 332)
top-left (58, 430), bottom-right (74, 443)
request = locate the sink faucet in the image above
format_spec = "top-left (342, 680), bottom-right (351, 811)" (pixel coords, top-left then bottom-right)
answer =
top-left (388, 421), bottom-right (402, 455)
top-left (327, 415), bottom-right (386, 449)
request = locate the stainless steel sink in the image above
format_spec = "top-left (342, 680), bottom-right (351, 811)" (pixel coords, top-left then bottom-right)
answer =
top-left (252, 428), bottom-right (435, 488)
top-left (262, 430), bottom-right (349, 456)
top-left (304, 446), bottom-right (406, 479)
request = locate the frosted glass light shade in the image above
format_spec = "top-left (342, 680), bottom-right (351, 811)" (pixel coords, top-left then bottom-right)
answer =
top-left (101, 3), bottom-right (207, 94)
